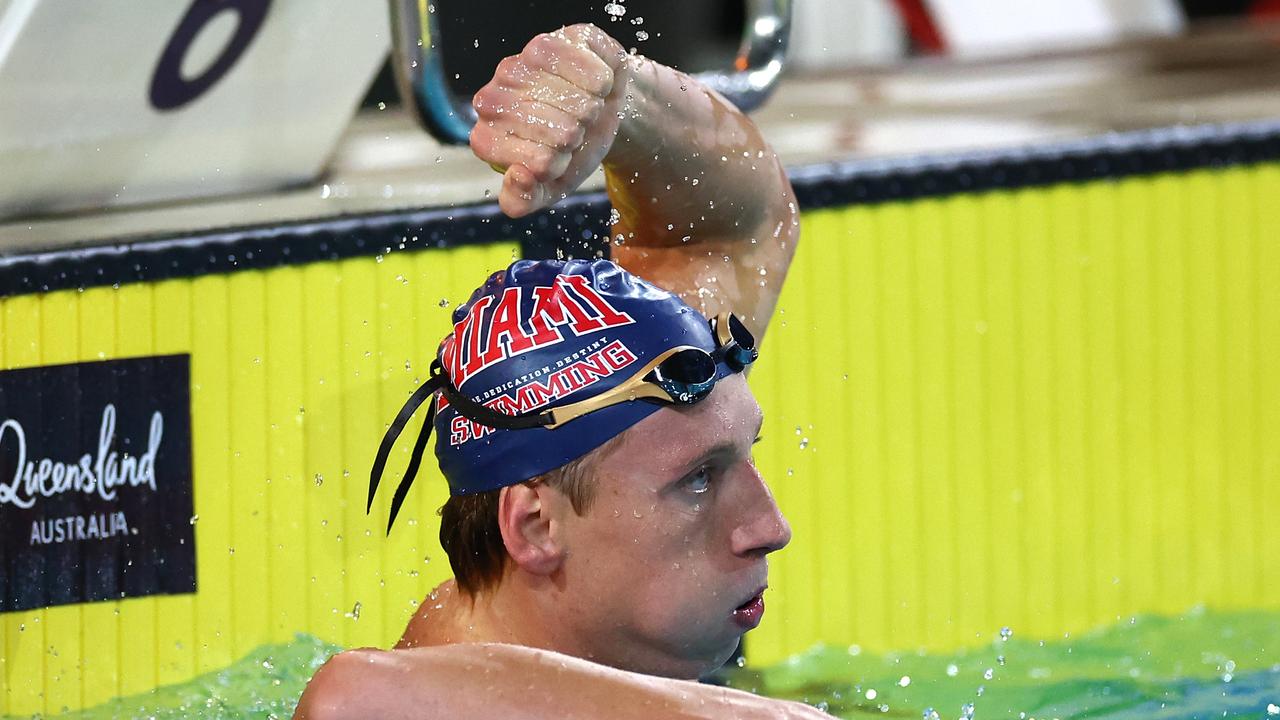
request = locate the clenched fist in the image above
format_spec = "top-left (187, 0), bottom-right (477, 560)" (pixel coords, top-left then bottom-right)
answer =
top-left (470, 24), bottom-right (632, 218)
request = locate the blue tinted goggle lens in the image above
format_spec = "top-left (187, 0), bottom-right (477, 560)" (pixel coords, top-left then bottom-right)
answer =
top-left (648, 348), bottom-right (718, 404)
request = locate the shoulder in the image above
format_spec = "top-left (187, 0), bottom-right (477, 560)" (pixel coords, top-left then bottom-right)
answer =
top-left (293, 648), bottom-right (402, 720)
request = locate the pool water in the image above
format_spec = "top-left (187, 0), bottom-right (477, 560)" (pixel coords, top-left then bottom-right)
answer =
top-left (726, 608), bottom-right (1280, 719)
top-left (18, 608), bottom-right (1279, 719)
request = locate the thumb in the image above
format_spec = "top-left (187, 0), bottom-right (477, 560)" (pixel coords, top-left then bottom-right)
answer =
top-left (498, 164), bottom-right (551, 218)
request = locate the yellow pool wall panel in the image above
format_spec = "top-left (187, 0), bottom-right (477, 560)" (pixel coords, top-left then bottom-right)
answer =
top-left (0, 162), bottom-right (1278, 712)
top-left (0, 243), bottom-right (518, 716)
top-left (748, 164), bottom-right (1280, 665)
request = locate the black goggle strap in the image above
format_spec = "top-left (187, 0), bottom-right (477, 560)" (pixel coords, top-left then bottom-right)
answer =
top-left (438, 383), bottom-right (553, 431)
top-left (385, 397), bottom-right (437, 535)
top-left (368, 372), bottom-right (444, 518)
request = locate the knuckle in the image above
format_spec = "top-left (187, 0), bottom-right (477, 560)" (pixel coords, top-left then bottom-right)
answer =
top-left (495, 56), bottom-right (522, 80)
top-left (530, 32), bottom-right (559, 56)
top-left (563, 23), bottom-right (592, 42)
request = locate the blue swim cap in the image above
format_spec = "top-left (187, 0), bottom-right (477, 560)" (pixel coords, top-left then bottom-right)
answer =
top-left (435, 259), bottom-right (720, 495)
top-left (368, 259), bottom-right (737, 531)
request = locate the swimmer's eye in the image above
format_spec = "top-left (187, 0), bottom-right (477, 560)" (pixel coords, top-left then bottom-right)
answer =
top-left (684, 466), bottom-right (714, 495)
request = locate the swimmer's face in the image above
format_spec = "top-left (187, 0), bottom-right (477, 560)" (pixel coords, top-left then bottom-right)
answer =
top-left (552, 374), bottom-right (792, 679)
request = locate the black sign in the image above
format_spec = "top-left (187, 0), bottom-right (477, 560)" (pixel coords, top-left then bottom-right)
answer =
top-left (0, 355), bottom-right (196, 612)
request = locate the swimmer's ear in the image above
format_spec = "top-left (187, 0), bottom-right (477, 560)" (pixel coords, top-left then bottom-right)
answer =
top-left (496, 482), bottom-right (566, 577)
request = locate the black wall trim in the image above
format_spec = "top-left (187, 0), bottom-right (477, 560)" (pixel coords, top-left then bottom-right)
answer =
top-left (788, 119), bottom-right (1280, 208)
top-left (3, 119), bottom-right (1280, 298)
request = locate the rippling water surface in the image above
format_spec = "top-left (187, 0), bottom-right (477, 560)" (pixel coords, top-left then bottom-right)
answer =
top-left (20, 608), bottom-right (1279, 719)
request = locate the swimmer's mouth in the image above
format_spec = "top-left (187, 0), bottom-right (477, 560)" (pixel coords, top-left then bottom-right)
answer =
top-left (735, 589), bottom-right (765, 611)
top-left (731, 586), bottom-right (767, 629)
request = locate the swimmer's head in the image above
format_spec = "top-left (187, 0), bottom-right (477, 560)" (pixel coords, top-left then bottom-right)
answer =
top-left (369, 258), bottom-right (747, 524)
top-left (369, 258), bottom-right (789, 678)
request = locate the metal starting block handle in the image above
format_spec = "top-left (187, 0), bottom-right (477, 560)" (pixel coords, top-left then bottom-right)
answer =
top-left (389, 0), bottom-right (792, 145)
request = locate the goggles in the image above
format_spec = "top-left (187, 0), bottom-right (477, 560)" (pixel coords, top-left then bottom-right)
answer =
top-left (368, 312), bottom-right (758, 533)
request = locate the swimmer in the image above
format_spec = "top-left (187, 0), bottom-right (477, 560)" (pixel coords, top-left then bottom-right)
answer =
top-left (295, 23), bottom-right (825, 719)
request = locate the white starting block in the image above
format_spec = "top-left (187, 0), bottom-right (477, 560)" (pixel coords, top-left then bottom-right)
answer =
top-left (0, 0), bottom-right (390, 220)
top-left (923, 0), bottom-right (1184, 56)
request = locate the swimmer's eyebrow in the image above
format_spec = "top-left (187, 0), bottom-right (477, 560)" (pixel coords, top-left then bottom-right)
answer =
top-left (664, 443), bottom-right (736, 488)
top-left (668, 413), bottom-right (766, 482)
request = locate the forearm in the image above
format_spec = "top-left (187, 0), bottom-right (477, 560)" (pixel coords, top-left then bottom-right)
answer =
top-left (468, 24), bottom-right (799, 332)
top-left (605, 56), bottom-right (795, 246)
top-left (295, 644), bottom-right (828, 720)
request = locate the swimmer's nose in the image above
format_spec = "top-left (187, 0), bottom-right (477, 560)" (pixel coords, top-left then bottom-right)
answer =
top-left (730, 467), bottom-right (792, 557)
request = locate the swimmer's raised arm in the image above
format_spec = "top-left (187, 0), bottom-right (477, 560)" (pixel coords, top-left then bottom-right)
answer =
top-left (470, 23), bottom-right (799, 336)
top-left (294, 644), bottom-right (831, 720)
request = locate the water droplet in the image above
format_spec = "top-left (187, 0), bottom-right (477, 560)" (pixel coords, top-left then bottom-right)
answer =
top-left (898, 675), bottom-right (911, 687)
top-left (1266, 703), bottom-right (1279, 715)
top-left (347, 601), bottom-right (362, 620)
top-left (923, 709), bottom-right (940, 720)
top-left (960, 702), bottom-right (975, 720)
top-left (1000, 626), bottom-right (1013, 641)
top-left (798, 437), bottom-right (809, 450)
top-left (736, 656), bottom-right (746, 668)
top-left (946, 663), bottom-right (959, 677)
top-left (864, 688), bottom-right (877, 700)
top-left (439, 298), bottom-right (450, 308)
top-left (314, 473), bottom-right (324, 486)
top-left (983, 667), bottom-right (994, 680)
top-left (189, 514), bottom-right (199, 525)
top-left (604, 1), bottom-right (626, 18)
top-left (635, 30), bottom-right (648, 41)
